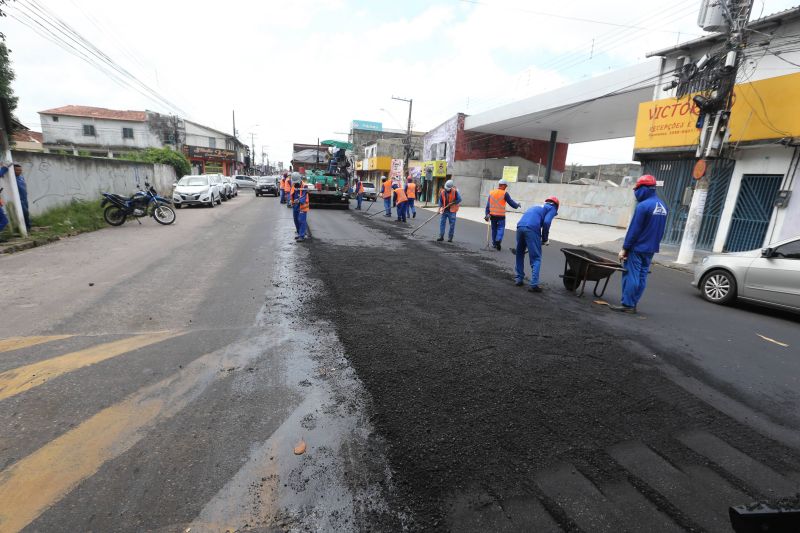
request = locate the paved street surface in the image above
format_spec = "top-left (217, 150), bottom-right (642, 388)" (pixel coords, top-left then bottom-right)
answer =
top-left (1, 194), bottom-right (799, 532)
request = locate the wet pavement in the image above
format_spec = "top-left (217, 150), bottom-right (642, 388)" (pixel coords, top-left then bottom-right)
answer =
top-left (1, 194), bottom-right (799, 532)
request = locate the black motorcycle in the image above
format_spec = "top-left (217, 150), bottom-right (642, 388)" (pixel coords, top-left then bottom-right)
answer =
top-left (101, 181), bottom-right (176, 226)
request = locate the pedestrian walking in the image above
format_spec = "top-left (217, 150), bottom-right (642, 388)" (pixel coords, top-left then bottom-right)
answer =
top-left (513, 197), bottom-right (559, 292)
top-left (392, 182), bottom-right (408, 222)
top-left (380, 175), bottom-right (392, 217)
top-left (609, 175), bottom-right (668, 313)
top-left (352, 176), bottom-right (365, 210)
top-left (484, 178), bottom-right (520, 251)
top-left (437, 180), bottom-right (462, 242)
top-left (0, 163), bottom-right (30, 230)
top-left (405, 175), bottom-right (418, 218)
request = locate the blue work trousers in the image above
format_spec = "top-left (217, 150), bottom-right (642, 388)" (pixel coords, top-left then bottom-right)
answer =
top-left (621, 251), bottom-right (654, 308)
top-left (407, 198), bottom-right (416, 217)
top-left (0, 206), bottom-right (7, 233)
top-left (383, 197), bottom-right (392, 216)
top-left (515, 226), bottom-right (542, 287)
top-left (439, 211), bottom-right (457, 238)
top-left (490, 216), bottom-right (506, 245)
top-left (297, 211), bottom-right (308, 239)
top-left (279, 189), bottom-right (286, 203)
top-left (396, 201), bottom-right (408, 222)
top-left (356, 193), bottom-right (363, 209)
top-left (292, 206), bottom-right (300, 233)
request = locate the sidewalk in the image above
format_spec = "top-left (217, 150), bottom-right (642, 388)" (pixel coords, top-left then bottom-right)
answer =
top-left (421, 205), bottom-right (705, 273)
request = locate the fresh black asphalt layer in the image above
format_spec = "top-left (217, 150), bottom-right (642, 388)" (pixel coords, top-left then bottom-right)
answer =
top-left (307, 210), bottom-right (800, 532)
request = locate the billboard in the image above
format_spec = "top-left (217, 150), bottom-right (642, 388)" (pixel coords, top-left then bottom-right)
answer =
top-left (351, 120), bottom-right (383, 132)
top-left (634, 72), bottom-right (800, 150)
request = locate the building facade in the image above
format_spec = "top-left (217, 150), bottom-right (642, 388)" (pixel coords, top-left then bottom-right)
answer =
top-left (635, 7), bottom-right (800, 252)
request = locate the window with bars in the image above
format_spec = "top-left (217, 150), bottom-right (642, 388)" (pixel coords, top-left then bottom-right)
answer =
top-left (83, 124), bottom-right (96, 136)
top-left (122, 127), bottom-right (134, 139)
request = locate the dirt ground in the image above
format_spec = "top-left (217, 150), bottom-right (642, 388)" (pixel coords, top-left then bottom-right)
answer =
top-left (306, 214), bottom-right (800, 532)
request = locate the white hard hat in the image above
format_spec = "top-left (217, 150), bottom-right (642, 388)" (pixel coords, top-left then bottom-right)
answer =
top-left (498, 179), bottom-right (508, 186)
top-left (291, 172), bottom-right (302, 184)
top-left (444, 179), bottom-right (454, 191)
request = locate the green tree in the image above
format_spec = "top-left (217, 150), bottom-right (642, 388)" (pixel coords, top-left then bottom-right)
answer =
top-left (1, 1), bottom-right (14, 41)
top-left (121, 147), bottom-right (191, 178)
top-left (0, 42), bottom-right (17, 117)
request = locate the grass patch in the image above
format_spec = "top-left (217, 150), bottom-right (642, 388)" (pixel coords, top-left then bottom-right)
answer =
top-left (29, 199), bottom-right (106, 240)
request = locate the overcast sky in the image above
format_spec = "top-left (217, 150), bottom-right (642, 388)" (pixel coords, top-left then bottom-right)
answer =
top-left (3, 0), bottom-right (796, 166)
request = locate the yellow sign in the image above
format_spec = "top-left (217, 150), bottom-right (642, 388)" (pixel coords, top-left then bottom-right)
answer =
top-left (635, 72), bottom-right (800, 150)
top-left (502, 166), bottom-right (519, 182)
top-left (423, 160), bottom-right (447, 177)
top-left (356, 160), bottom-right (363, 171)
top-left (367, 156), bottom-right (392, 171)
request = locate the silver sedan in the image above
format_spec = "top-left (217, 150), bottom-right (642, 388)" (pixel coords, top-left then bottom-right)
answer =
top-left (692, 235), bottom-right (800, 312)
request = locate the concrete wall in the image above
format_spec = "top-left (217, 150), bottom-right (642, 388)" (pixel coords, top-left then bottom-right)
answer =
top-left (478, 180), bottom-right (635, 227)
top-left (6, 151), bottom-right (176, 216)
top-left (453, 156), bottom-right (563, 187)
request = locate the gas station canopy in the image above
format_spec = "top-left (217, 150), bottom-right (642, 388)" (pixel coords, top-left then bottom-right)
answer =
top-left (464, 60), bottom-right (662, 144)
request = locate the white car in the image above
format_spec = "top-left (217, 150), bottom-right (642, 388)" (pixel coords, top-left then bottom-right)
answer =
top-left (232, 175), bottom-right (257, 189)
top-left (173, 175), bottom-right (222, 208)
top-left (205, 174), bottom-right (231, 201)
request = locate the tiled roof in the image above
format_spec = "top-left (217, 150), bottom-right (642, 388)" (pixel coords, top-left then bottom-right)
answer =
top-left (12, 130), bottom-right (43, 143)
top-left (38, 105), bottom-right (147, 122)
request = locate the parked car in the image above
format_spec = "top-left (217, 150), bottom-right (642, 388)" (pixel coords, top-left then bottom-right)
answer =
top-left (255, 176), bottom-right (278, 197)
top-left (232, 175), bottom-right (257, 189)
top-left (362, 182), bottom-right (377, 202)
top-left (172, 175), bottom-right (222, 208)
top-left (692, 235), bottom-right (800, 312)
top-left (226, 177), bottom-right (239, 197)
top-left (206, 174), bottom-right (230, 201)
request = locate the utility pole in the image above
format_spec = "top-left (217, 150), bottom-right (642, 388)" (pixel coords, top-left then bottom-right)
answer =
top-left (249, 132), bottom-right (256, 175)
top-left (392, 95), bottom-right (413, 179)
top-left (675, 0), bottom-right (754, 264)
top-left (0, 98), bottom-right (28, 238)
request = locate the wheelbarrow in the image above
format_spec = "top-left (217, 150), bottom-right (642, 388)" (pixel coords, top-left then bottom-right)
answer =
top-left (560, 248), bottom-right (625, 297)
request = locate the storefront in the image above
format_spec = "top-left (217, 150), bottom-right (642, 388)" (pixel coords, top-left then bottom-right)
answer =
top-left (183, 145), bottom-right (237, 176)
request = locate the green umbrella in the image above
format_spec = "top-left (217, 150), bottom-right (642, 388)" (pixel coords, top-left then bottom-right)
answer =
top-left (321, 139), bottom-right (354, 151)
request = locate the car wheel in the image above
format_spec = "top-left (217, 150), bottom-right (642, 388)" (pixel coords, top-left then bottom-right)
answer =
top-left (216, 193), bottom-right (222, 205)
top-left (208, 197), bottom-right (215, 208)
top-left (700, 269), bottom-right (737, 305)
top-left (175, 204), bottom-right (182, 209)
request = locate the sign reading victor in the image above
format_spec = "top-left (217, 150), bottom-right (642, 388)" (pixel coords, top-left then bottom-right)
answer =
top-left (185, 145), bottom-right (236, 159)
top-left (635, 72), bottom-right (800, 150)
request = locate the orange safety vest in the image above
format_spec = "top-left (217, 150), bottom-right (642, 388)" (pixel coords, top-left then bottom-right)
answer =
top-left (440, 189), bottom-right (460, 213)
top-left (299, 189), bottom-right (310, 212)
top-left (381, 181), bottom-right (392, 199)
top-left (394, 186), bottom-right (408, 203)
top-left (406, 182), bottom-right (417, 199)
top-left (282, 178), bottom-right (290, 192)
top-left (488, 188), bottom-right (507, 217)
top-left (355, 182), bottom-right (364, 194)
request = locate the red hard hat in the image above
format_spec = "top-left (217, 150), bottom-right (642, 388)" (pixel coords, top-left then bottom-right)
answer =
top-left (545, 196), bottom-right (559, 208)
top-left (635, 174), bottom-right (657, 189)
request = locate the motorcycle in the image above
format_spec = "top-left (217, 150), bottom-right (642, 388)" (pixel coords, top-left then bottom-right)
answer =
top-left (101, 181), bottom-right (176, 226)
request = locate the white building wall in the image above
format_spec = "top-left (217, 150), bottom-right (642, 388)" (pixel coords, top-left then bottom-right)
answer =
top-left (713, 145), bottom-right (797, 251)
top-left (40, 114), bottom-right (161, 152)
top-left (184, 121), bottom-right (227, 149)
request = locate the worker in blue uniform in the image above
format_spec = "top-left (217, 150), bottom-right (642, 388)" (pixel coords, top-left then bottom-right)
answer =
top-left (289, 172), bottom-right (303, 237)
top-left (513, 197), bottom-right (559, 292)
top-left (484, 178), bottom-right (520, 250)
top-left (437, 180), bottom-right (462, 242)
top-left (609, 174), bottom-right (668, 313)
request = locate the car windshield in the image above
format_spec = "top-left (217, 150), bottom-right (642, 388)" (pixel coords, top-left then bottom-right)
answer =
top-left (258, 178), bottom-right (271, 183)
top-left (363, 183), bottom-right (375, 189)
top-left (179, 177), bottom-right (208, 186)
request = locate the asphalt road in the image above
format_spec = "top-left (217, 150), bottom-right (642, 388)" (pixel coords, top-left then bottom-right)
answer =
top-left (0, 194), bottom-right (798, 532)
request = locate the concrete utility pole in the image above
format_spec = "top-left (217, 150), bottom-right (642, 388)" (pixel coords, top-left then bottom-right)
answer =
top-left (250, 133), bottom-right (256, 175)
top-left (0, 99), bottom-right (28, 238)
top-left (676, 0), bottom-right (754, 264)
top-left (392, 95), bottom-right (413, 178)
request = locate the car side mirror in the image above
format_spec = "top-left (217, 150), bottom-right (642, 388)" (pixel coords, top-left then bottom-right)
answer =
top-left (761, 247), bottom-right (773, 258)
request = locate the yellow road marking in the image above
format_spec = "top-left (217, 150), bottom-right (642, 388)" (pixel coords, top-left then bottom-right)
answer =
top-left (757, 333), bottom-right (789, 348)
top-left (0, 332), bottom-right (177, 401)
top-left (0, 339), bottom-right (226, 531)
top-left (0, 335), bottom-right (73, 354)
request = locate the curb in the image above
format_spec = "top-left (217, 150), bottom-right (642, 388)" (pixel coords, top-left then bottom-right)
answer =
top-left (0, 235), bottom-right (60, 254)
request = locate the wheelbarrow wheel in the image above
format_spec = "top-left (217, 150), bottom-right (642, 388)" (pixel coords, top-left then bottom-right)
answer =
top-left (563, 276), bottom-right (581, 291)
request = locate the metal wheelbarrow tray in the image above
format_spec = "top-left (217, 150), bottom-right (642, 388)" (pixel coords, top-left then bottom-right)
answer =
top-left (559, 247), bottom-right (625, 298)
